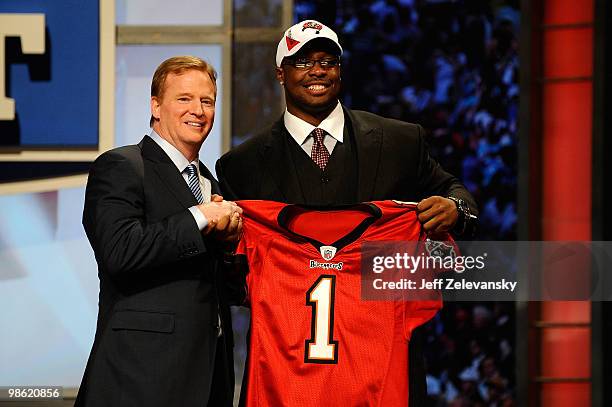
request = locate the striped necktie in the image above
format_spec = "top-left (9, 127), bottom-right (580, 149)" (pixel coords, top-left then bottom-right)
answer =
top-left (184, 163), bottom-right (204, 204)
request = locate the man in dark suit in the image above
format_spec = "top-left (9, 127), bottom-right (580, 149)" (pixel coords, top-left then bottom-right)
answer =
top-left (216, 21), bottom-right (477, 405)
top-left (76, 56), bottom-right (243, 407)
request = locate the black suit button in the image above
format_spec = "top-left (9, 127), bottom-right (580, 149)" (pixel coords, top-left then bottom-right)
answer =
top-left (183, 249), bottom-right (198, 256)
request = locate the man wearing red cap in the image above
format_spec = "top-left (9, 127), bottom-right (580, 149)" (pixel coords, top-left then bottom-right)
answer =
top-left (217, 20), bottom-right (478, 405)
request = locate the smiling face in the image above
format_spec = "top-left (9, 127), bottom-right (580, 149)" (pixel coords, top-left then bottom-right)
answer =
top-left (276, 41), bottom-right (341, 126)
top-left (151, 69), bottom-right (216, 161)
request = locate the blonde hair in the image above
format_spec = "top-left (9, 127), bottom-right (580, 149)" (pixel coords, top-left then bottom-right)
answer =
top-left (149, 55), bottom-right (217, 127)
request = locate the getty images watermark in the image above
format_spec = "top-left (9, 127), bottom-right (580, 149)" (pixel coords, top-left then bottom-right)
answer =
top-left (360, 241), bottom-right (612, 301)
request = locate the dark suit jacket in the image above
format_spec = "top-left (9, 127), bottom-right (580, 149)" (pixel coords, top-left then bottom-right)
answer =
top-left (216, 107), bottom-right (476, 214)
top-left (216, 107), bottom-right (478, 406)
top-left (76, 136), bottom-right (239, 407)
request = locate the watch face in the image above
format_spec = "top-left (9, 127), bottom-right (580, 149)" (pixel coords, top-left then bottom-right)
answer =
top-left (448, 196), bottom-right (463, 208)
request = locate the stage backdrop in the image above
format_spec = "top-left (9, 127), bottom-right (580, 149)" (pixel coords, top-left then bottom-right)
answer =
top-left (0, 1), bottom-right (225, 390)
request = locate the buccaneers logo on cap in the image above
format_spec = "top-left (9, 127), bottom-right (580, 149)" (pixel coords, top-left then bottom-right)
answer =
top-left (285, 29), bottom-right (300, 51)
top-left (302, 21), bottom-right (323, 34)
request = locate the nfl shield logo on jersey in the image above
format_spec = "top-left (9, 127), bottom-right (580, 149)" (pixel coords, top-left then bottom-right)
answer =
top-left (320, 246), bottom-right (337, 261)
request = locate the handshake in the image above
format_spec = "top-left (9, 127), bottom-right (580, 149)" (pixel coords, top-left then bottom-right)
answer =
top-left (196, 195), bottom-right (243, 243)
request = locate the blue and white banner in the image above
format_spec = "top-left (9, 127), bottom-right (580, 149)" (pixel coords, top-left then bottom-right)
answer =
top-left (0, 0), bottom-right (114, 193)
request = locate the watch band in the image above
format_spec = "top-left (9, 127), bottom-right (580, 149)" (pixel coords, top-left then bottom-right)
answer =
top-left (447, 196), bottom-right (477, 236)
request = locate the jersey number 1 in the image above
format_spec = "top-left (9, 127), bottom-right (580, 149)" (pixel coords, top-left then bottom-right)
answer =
top-left (305, 275), bottom-right (339, 364)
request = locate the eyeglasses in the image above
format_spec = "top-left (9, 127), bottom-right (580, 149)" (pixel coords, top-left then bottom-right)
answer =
top-left (283, 57), bottom-right (340, 70)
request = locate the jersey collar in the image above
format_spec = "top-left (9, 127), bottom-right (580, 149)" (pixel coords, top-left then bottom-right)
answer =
top-left (277, 202), bottom-right (382, 254)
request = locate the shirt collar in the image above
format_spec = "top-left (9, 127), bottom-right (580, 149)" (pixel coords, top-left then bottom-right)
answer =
top-left (283, 102), bottom-right (344, 146)
top-left (149, 130), bottom-right (199, 173)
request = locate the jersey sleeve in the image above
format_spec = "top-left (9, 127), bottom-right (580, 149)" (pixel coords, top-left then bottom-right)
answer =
top-left (402, 299), bottom-right (443, 340)
top-left (401, 233), bottom-right (458, 340)
top-left (235, 216), bottom-right (270, 306)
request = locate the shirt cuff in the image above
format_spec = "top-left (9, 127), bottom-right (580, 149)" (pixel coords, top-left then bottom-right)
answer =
top-left (188, 206), bottom-right (209, 230)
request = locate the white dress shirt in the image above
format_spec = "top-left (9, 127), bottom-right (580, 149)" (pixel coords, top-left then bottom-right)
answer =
top-left (283, 101), bottom-right (345, 156)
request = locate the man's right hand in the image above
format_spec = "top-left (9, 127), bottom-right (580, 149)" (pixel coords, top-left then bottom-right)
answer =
top-left (197, 200), bottom-right (243, 240)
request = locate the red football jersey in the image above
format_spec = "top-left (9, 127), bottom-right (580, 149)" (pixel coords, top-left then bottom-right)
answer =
top-left (236, 200), bottom-right (444, 406)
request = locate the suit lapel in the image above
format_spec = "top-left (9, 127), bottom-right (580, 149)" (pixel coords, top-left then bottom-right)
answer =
top-left (140, 136), bottom-right (199, 208)
top-left (345, 109), bottom-right (383, 202)
top-left (198, 162), bottom-right (221, 196)
top-left (261, 119), bottom-right (306, 203)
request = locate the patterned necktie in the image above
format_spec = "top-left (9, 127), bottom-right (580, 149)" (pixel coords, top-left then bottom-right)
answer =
top-left (310, 128), bottom-right (330, 170)
top-left (184, 163), bottom-right (204, 204)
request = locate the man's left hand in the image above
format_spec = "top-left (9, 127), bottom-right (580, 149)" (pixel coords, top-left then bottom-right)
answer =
top-left (416, 196), bottom-right (458, 238)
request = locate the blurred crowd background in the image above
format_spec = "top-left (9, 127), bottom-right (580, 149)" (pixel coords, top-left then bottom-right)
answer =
top-left (296, 0), bottom-right (519, 242)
